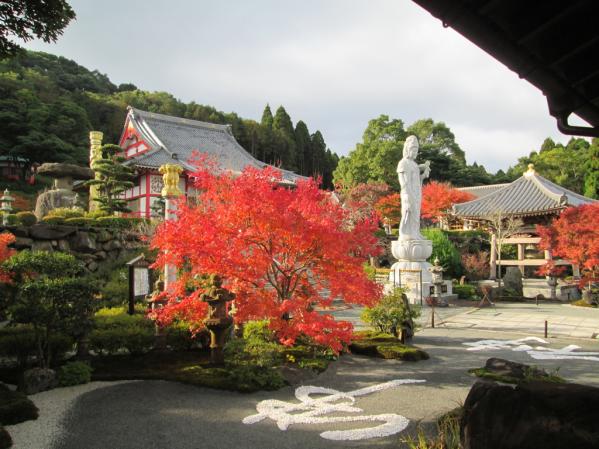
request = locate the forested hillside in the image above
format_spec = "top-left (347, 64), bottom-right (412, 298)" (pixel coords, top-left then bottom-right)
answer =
top-left (0, 51), bottom-right (339, 187)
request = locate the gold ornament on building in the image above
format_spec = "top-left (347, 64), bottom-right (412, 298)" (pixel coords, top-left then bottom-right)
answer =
top-left (159, 164), bottom-right (183, 197)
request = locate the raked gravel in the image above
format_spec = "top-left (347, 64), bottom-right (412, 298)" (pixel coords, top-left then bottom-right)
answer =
top-left (4, 381), bottom-right (138, 449)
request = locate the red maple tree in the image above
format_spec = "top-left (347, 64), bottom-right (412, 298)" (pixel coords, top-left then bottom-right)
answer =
top-left (374, 193), bottom-right (401, 225)
top-left (335, 181), bottom-right (389, 223)
top-left (421, 181), bottom-right (475, 222)
top-left (537, 203), bottom-right (599, 284)
top-left (151, 164), bottom-right (382, 352)
top-left (0, 233), bottom-right (15, 283)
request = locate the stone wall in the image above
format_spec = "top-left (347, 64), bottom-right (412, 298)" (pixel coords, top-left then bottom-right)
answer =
top-left (0, 224), bottom-right (147, 272)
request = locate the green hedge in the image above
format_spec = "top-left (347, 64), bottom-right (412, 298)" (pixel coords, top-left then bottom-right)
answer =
top-left (64, 217), bottom-right (98, 227)
top-left (40, 216), bottom-right (65, 225)
top-left (422, 228), bottom-right (463, 278)
top-left (90, 307), bottom-right (155, 355)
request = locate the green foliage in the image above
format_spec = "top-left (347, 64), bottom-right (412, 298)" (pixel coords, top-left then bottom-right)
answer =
top-left (242, 320), bottom-right (275, 343)
top-left (0, 214), bottom-right (17, 225)
top-left (453, 284), bottom-right (477, 299)
top-left (2, 251), bottom-right (96, 367)
top-left (63, 217), bottom-right (98, 227)
top-left (0, 384), bottom-right (39, 425)
top-left (45, 207), bottom-right (84, 219)
top-left (361, 288), bottom-right (420, 337)
top-left (87, 144), bottom-right (136, 214)
top-left (422, 228), bottom-right (463, 278)
top-left (507, 137), bottom-right (597, 195)
top-left (333, 115), bottom-right (492, 190)
top-left (350, 331), bottom-right (429, 361)
top-left (403, 407), bottom-right (462, 449)
top-left (99, 268), bottom-right (128, 307)
top-left (3, 249), bottom-right (83, 281)
top-left (15, 211), bottom-right (36, 226)
top-left (0, 0), bottom-right (75, 58)
top-left (164, 322), bottom-right (196, 351)
top-left (58, 361), bottom-right (93, 386)
top-left (90, 307), bottom-right (155, 355)
top-left (95, 216), bottom-right (146, 229)
top-left (40, 216), bottom-right (65, 225)
top-left (0, 325), bottom-right (73, 368)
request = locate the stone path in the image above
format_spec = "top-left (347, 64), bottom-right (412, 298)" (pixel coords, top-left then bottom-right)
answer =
top-left (434, 303), bottom-right (599, 339)
top-left (5, 328), bottom-right (593, 449)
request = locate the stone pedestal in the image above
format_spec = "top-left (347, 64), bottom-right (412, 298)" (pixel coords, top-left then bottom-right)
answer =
top-left (388, 239), bottom-right (455, 304)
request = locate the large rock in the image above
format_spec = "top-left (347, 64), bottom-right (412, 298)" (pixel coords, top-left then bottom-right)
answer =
top-left (34, 189), bottom-right (78, 219)
top-left (461, 380), bottom-right (599, 449)
top-left (13, 237), bottom-right (33, 249)
top-left (31, 240), bottom-right (54, 252)
top-left (69, 232), bottom-right (96, 253)
top-left (103, 240), bottom-right (122, 251)
top-left (503, 267), bottom-right (523, 296)
top-left (20, 368), bottom-right (58, 395)
top-left (29, 224), bottom-right (76, 240)
top-left (482, 357), bottom-right (548, 381)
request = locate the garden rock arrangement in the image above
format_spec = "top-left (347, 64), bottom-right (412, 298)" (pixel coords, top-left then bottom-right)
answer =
top-left (0, 223), bottom-right (145, 272)
top-left (461, 364), bottom-right (599, 449)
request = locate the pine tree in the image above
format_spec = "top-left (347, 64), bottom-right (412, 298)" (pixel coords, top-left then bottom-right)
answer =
top-left (86, 144), bottom-right (136, 214)
top-left (294, 120), bottom-right (311, 175)
top-left (261, 104), bottom-right (273, 129)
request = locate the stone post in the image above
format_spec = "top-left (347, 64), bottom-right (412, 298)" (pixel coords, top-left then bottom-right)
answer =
top-left (88, 131), bottom-right (103, 212)
top-left (159, 164), bottom-right (183, 289)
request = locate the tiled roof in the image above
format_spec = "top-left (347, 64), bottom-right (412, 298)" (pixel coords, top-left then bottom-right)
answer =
top-left (122, 107), bottom-right (304, 184)
top-left (457, 183), bottom-right (510, 199)
top-left (453, 167), bottom-right (596, 218)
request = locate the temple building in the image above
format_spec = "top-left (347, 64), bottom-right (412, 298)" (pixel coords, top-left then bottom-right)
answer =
top-left (452, 164), bottom-right (596, 281)
top-left (91, 107), bottom-right (304, 218)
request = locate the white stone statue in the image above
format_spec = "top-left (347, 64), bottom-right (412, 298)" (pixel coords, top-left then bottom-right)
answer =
top-left (397, 136), bottom-right (430, 241)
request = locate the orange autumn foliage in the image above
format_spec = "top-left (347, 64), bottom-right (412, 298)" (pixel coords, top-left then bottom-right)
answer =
top-left (0, 233), bottom-right (16, 283)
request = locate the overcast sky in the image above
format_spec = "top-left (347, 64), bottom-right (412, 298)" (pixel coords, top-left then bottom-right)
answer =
top-left (21, 0), bottom-right (583, 173)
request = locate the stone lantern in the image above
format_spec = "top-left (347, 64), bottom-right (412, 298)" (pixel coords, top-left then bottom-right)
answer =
top-left (201, 274), bottom-right (235, 365)
top-left (0, 189), bottom-right (14, 225)
top-left (428, 258), bottom-right (448, 307)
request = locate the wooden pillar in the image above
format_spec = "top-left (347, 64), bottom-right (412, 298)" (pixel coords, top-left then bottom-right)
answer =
top-left (517, 243), bottom-right (525, 276)
top-left (489, 233), bottom-right (497, 279)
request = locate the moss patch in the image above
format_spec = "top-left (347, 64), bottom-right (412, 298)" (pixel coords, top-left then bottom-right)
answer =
top-left (350, 331), bottom-right (429, 361)
top-left (0, 384), bottom-right (39, 425)
top-left (469, 367), bottom-right (565, 384)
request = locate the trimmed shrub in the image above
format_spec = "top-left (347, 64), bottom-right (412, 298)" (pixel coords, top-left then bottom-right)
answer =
top-left (58, 361), bottom-right (93, 386)
top-left (90, 308), bottom-right (155, 355)
top-left (243, 320), bottom-right (275, 343)
top-left (95, 216), bottom-right (147, 229)
top-left (0, 384), bottom-right (39, 425)
top-left (40, 216), bottom-right (65, 225)
top-left (64, 217), bottom-right (98, 227)
top-left (361, 287), bottom-right (420, 337)
top-left (15, 211), bottom-right (36, 226)
top-left (453, 284), bottom-right (477, 299)
top-left (45, 207), bottom-right (84, 219)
